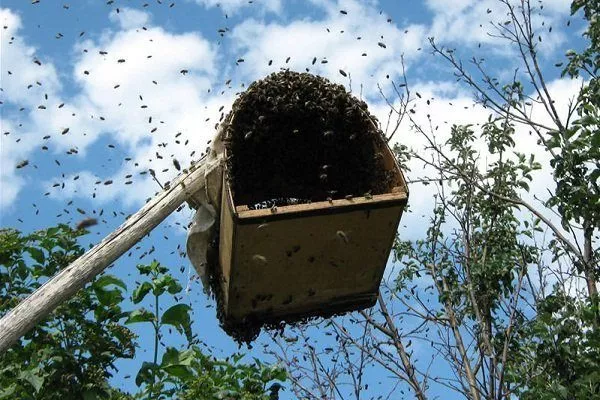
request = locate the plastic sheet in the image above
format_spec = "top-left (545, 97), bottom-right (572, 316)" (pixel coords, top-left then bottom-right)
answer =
top-left (186, 127), bottom-right (225, 294)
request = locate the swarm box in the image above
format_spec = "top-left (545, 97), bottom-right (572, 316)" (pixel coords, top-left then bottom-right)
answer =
top-left (218, 140), bottom-right (408, 324)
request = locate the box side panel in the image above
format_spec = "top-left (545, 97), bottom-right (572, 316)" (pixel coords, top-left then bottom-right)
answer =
top-left (227, 203), bottom-right (405, 321)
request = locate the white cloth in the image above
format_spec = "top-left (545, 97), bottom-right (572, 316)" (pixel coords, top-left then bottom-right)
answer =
top-left (186, 127), bottom-right (225, 294)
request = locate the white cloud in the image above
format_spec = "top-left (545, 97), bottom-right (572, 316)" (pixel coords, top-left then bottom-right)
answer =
top-left (228, 0), bottom-right (427, 99)
top-left (0, 8), bottom-right (61, 107)
top-left (36, 20), bottom-right (227, 206)
top-left (109, 7), bottom-right (151, 30)
top-left (0, 120), bottom-right (39, 209)
top-left (425, 0), bottom-right (568, 55)
top-left (70, 26), bottom-right (218, 148)
top-left (193, 0), bottom-right (281, 15)
top-left (0, 8), bottom-right (62, 208)
top-left (0, 7), bottom-right (227, 209)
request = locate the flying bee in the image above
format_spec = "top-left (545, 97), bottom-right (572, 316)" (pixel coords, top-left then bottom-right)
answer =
top-left (76, 217), bottom-right (98, 230)
top-left (15, 160), bottom-right (29, 169)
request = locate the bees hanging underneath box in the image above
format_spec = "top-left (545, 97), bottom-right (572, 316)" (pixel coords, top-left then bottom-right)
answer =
top-left (196, 71), bottom-right (410, 343)
top-left (215, 139), bottom-right (408, 343)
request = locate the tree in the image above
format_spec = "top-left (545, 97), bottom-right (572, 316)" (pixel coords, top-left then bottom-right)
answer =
top-left (0, 226), bottom-right (287, 399)
top-left (269, 0), bottom-right (599, 398)
top-left (0, 225), bottom-right (136, 399)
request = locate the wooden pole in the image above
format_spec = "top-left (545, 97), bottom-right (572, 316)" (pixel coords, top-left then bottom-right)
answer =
top-left (0, 161), bottom-right (208, 354)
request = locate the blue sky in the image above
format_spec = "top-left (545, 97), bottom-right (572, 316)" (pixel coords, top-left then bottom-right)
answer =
top-left (0, 0), bottom-right (589, 398)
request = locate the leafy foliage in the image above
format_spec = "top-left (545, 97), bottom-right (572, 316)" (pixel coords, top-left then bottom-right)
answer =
top-left (0, 225), bottom-right (135, 399)
top-left (124, 260), bottom-right (287, 399)
top-left (507, 290), bottom-right (600, 399)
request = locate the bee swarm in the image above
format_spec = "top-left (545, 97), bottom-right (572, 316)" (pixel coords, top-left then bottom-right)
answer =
top-left (208, 71), bottom-right (403, 344)
top-left (224, 70), bottom-right (394, 208)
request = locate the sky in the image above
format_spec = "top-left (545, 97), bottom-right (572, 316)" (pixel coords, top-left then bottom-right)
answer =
top-left (0, 0), bottom-right (589, 398)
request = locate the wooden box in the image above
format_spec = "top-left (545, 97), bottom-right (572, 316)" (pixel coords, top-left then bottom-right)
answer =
top-left (218, 142), bottom-right (408, 324)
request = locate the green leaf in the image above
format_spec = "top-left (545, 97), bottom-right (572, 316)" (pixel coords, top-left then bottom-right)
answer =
top-left (125, 308), bottom-right (155, 325)
top-left (136, 263), bottom-right (152, 275)
top-left (162, 347), bottom-right (195, 367)
top-left (94, 286), bottom-right (124, 307)
top-left (93, 275), bottom-right (127, 290)
top-left (82, 390), bottom-right (105, 400)
top-left (46, 226), bottom-right (60, 237)
top-left (161, 347), bottom-right (195, 380)
top-left (161, 304), bottom-right (192, 342)
top-left (135, 361), bottom-right (159, 387)
top-left (0, 384), bottom-right (17, 399)
top-left (152, 275), bottom-right (182, 296)
top-left (92, 275), bottom-right (126, 306)
top-left (19, 369), bottom-right (44, 393)
top-left (132, 281), bottom-right (153, 304)
top-left (517, 181), bottom-right (530, 191)
top-left (26, 247), bottom-right (45, 264)
top-left (592, 132), bottom-right (600, 148)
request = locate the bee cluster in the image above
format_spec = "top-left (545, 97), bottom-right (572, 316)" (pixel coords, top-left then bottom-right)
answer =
top-left (248, 197), bottom-right (311, 210)
top-left (224, 70), bottom-right (392, 207)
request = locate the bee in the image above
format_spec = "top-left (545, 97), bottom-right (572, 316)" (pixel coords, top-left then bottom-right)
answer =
top-left (252, 254), bottom-right (267, 265)
top-left (336, 230), bottom-right (349, 244)
top-left (15, 160), bottom-right (29, 169)
top-left (76, 218), bottom-right (98, 230)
